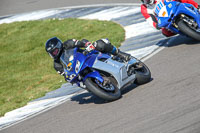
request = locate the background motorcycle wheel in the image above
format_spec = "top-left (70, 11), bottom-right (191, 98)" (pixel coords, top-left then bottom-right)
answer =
top-left (177, 19), bottom-right (200, 41)
top-left (134, 61), bottom-right (151, 85)
top-left (84, 77), bottom-right (121, 101)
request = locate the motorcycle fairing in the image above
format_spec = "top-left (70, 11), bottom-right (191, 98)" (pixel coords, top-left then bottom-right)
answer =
top-left (155, 1), bottom-right (200, 32)
top-left (92, 57), bottom-right (136, 89)
top-left (155, 1), bottom-right (178, 27)
top-left (83, 71), bottom-right (104, 83)
top-left (60, 48), bottom-right (137, 89)
top-left (174, 3), bottom-right (200, 28)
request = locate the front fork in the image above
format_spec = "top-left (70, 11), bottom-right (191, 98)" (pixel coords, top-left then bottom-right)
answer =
top-left (173, 14), bottom-right (198, 30)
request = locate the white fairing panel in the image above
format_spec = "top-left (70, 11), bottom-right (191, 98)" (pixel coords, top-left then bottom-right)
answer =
top-left (92, 58), bottom-right (136, 89)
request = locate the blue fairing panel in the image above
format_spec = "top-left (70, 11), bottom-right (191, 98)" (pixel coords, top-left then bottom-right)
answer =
top-left (83, 71), bottom-right (104, 83)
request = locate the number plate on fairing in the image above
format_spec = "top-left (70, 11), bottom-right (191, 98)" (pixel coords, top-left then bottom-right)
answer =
top-left (154, 0), bottom-right (169, 17)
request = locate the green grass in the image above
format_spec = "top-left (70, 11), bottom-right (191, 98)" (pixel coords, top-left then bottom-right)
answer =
top-left (0, 18), bottom-right (125, 116)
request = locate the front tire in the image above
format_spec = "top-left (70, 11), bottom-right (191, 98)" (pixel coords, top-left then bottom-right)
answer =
top-left (177, 19), bottom-right (200, 41)
top-left (84, 77), bottom-right (121, 101)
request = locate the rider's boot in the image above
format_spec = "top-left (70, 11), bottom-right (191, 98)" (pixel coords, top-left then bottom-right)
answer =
top-left (117, 50), bottom-right (131, 61)
top-left (110, 46), bottom-right (131, 61)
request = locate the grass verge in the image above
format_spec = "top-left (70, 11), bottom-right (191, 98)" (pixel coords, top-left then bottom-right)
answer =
top-left (0, 18), bottom-right (125, 116)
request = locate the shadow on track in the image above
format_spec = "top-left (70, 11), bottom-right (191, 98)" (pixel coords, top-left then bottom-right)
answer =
top-left (158, 35), bottom-right (200, 48)
top-left (70, 92), bottom-right (107, 104)
top-left (70, 78), bottom-right (153, 104)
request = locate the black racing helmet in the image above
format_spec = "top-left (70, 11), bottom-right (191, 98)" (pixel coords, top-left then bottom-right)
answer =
top-left (141, 0), bottom-right (155, 5)
top-left (45, 37), bottom-right (63, 59)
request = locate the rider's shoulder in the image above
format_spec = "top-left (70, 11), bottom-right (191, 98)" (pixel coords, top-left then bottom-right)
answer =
top-left (63, 39), bottom-right (77, 46)
top-left (63, 39), bottom-right (77, 44)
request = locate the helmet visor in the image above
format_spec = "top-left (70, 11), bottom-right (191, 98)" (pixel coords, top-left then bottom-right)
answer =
top-left (51, 48), bottom-right (59, 56)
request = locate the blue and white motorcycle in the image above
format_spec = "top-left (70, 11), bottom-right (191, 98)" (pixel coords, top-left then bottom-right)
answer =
top-left (60, 48), bottom-right (151, 101)
top-left (154, 0), bottom-right (200, 40)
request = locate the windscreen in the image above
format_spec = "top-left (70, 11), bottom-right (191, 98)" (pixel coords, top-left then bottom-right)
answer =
top-left (60, 48), bottom-right (75, 70)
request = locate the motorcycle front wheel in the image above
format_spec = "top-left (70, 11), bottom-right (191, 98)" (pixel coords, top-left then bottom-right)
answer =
top-left (177, 19), bottom-right (200, 41)
top-left (84, 77), bottom-right (121, 101)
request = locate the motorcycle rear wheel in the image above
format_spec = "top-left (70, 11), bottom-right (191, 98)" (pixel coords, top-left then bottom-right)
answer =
top-left (84, 77), bottom-right (121, 101)
top-left (134, 61), bottom-right (151, 85)
top-left (177, 19), bottom-right (200, 41)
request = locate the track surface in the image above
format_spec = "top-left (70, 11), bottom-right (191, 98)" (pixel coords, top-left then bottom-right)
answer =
top-left (0, 0), bottom-right (135, 16)
top-left (1, 0), bottom-right (200, 133)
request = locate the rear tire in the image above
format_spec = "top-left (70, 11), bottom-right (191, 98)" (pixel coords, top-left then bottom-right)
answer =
top-left (84, 77), bottom-right (121, 101)
top-left (134, 61), bottom-right (151, 85)
top-left (177, 19), bottom-right (200, 41)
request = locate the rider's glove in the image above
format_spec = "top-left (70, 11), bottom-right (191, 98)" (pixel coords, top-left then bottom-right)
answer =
top-left (57, 71), bottom-right (65, 76)
top-left (86, 43), bottom-right (95, 52)
top-left (58, 71), bottom-right (69, 81)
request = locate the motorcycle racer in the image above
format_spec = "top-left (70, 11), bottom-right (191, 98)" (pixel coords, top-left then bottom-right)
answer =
top-left (45, 37), bottom-right (131, 80)
top-left (141, 0), bottom-right (199, 37)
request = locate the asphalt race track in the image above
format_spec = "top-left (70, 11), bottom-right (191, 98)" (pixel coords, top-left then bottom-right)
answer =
top-left (1, 0), bottom-right (200, 133)
top-left (0, 0), bottom-right (137, 16)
